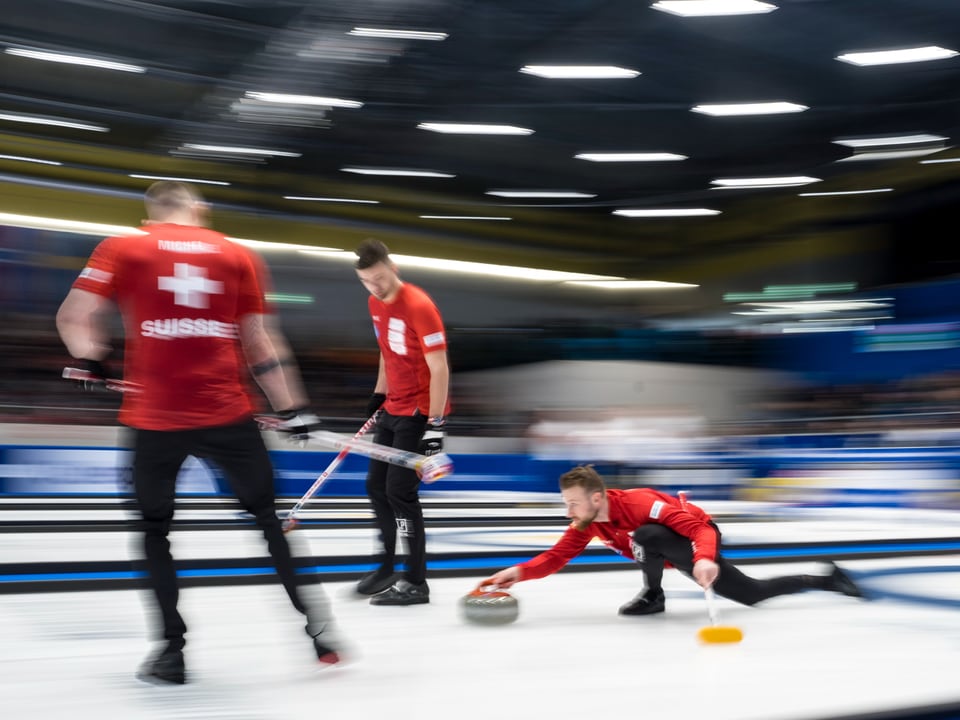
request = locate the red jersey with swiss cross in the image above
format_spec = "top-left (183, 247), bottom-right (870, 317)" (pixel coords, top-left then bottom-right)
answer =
top-left (368, 282), bottom-right (449, 417)
top-left (71, 223), bottom-right (269, 430)
top-left (517, 488), bottom-right (718, 580)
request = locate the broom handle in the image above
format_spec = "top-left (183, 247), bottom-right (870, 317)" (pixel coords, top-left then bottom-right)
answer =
top-left (679, 489), bottom-right (720, 625)
top-left (704, 586), bottom-right (719, 626)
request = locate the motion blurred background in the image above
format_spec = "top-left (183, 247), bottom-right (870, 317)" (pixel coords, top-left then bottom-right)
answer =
top-left (2, 4), bottom-right (960, 719)
top-left (4, 0), bottom-right (960, 501)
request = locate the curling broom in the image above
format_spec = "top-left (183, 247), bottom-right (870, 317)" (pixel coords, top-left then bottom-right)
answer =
top-left (698, 586), bottom-right (744, 644)
top-left (256, 415), bottom-right (454, 484)
top-left (280, 411), bottom-right (380, 532)
top-left (676, 490), bottom-right (744, 644)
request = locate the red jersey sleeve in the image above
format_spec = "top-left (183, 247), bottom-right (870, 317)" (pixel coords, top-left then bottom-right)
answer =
top-left (517, 524), bottom-right (593, 581)
top-left (235, 247), bottom-right (267, 317)
top-left (72, 236), bottom-right (121, 298)
top-left (409, 291), bottom-right (447, 354)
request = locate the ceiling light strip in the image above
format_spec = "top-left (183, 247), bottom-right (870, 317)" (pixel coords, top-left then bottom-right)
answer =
top-left (245, 91), bottom-right (363, 108)
top-left (4, 47), bottom-right (146, 73)
top-left (180, 144), bottom-right (301, 157)
top-left (836, 46), bottom-right (958, 66)
top-left (130, 174), bottom-right (230, 186)
top-left (652, 1), bottom-right (778, 17)
top-left (0, 111), bottom-right (108, 132)
top-left (833, 134), bottom-right (948, 148)
top-left (0, 154), bottom-right (62, 166)
top-left (691, 101), bottom-right (807, 116)
top-left (420, 215), bottom-right (511, 221)
top-left (711, 176), bottom-right (821, 188)
top-left (284, 196), bottom-right (379, 204)
top-left (417, 122), bottom-right (534, 135)
top-left (565, 280), bottom-right (699, 289)
top-left (575, 152), bottom-right (687, 162)
top-left (348, 27), bottom-right (448, 41)
top-left (519, 65), bottom-right (639, 79)
top-left (299, 249), bottom-right (622, 282)
top-left (798, 189), bottom-right (892, 197)
top-left (341, 167), bottom-right (454, 177)
top-left (614, 208), bottom-right (720, 217)
top-left (486, 190), bottom-right (595, 198)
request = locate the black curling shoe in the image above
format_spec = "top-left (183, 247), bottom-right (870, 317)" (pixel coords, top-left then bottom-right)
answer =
top-left (618, 589), bottom-right (666, 616)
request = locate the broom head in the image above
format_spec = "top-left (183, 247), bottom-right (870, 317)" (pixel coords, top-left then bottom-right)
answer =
top-left (698, 625), bottom-right (744, 644)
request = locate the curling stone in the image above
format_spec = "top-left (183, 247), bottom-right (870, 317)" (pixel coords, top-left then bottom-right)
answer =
top-left (460, 589), bottom-right (519, 626)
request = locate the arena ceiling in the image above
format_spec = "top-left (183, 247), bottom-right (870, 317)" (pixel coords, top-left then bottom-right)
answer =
top-left (3, 0), bottom-right (960, 323)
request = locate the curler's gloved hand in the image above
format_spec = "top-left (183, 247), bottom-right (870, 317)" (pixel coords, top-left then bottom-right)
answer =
top-left (418, 416), bottom-right (446, 456)
top-left (276, 407), bottom-right (322, 446)
top-left (365, 392), bottom-right (386, 419)
top-left (77, 359), bottom-right (112, 391)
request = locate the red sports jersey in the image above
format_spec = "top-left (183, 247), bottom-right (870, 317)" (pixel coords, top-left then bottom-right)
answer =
top-left (71, 223), bottom-right (269, 430)
top-left (368, 282), bottom-right (449, 417)
top-left (517, 488), bottom-right (718, 580)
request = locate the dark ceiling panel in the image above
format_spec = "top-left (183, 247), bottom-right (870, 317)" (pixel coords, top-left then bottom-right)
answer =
top-left (1, 0), bottom-right (960, 326)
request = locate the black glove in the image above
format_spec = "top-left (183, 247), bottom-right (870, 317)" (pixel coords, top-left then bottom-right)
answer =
top-left (276, 406), bottom-right (322, 445)
top-left (418, 418), bottom-right (446, 456)
top-left (365, 392), bottom-right (386, 419)
top-left (78, 359), bottom-right (111, 391)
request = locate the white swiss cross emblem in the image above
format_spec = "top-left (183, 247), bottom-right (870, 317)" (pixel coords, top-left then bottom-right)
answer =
top-left (158, 263), bottom-right (224, 308)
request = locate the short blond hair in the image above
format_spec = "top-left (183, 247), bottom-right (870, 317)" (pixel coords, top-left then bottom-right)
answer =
top-left (144, 181), bottom-right (202, 221)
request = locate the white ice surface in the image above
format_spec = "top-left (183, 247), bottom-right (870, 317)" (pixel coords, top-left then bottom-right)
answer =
top-left (1, 558), bottom-right (959, 720)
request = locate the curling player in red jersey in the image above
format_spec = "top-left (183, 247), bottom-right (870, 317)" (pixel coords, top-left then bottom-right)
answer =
top-left (57, 180), bottom-right (346, 684)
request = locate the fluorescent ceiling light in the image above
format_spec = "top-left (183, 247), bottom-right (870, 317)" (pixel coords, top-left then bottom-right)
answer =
top-left (486, 190), bottom-right (596, 198)
top-left (691, 102), bottom-right (807, 116)
top-left (265, 293), bottom-right (314, 305)
top-left (920, 157), bottom-right (960, 164)
top-left (575, 152), bottom-right (687, 162)
top-left (798, 188), bottom-right (892, 197)
top-left (778, 324), bottom-right (880, 334)
top-left (0, 154), bottom-right (61, 166)
top-left (0, 212), bottom-right (144, 237)
top-left (838, 148), bottom-right (944, 162)
top-left (711, 176), bottom-right (821, 188)
top-left (836, 46), bottom-right (958, 66)
top-left (300, 249), bottom-right (620, 282)
top-left (420, 215), bottom-right (512, 221)
top-left (129, 173), bottom-right (230, 186)
top-left (0, 111), bottom-right (108, 132)
top-left (742, 300), bottom-right (892, 314)
top-left (4, 47), bottom-right (146, 73)
top-left (341, 167), bottom-right (455, 177)
top-left (389, 254), bottom-right (614, 282)
top-left (0, 210), bottom-right (349, 252)
top-left (0, 212), bottom-right (344, 252)
top-left (180, 143), bottom-right (301, 157)
top-left (348, 27), bottom-right (448, 41)
top-left (417, 122), bottom-right (534, 135)
top-left (244, 91), bottom-right (363, 109)
top-left (229, 238), bottom-right (341, 252)
top-left (284, 195), bottom-right (379, 204)
top-left (565, 280), bottom-right (699, 289)
top-left (519, 65), bottom-right (639, 79)
top-left (613, 208), bottom-right (720, 217)
top-left (652, 1), bottom-right (778, 17)
top-left (723, 284), bottom-right (861, 301)
top-left (833, 134), bottom-right (948, 148)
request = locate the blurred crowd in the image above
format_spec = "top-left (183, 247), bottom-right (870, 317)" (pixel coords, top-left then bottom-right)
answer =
top-left (737, 371), bottom-right (960, 437)
top-left (5, 308), bottom-right (960, 446)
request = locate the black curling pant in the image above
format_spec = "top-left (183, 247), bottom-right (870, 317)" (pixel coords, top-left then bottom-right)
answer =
top-left (631, 523), bottom-right (823, 606)
top-left (131, 418), bottom-right (314, 649)
top-left (365, 411), bottom-right (429, 585)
